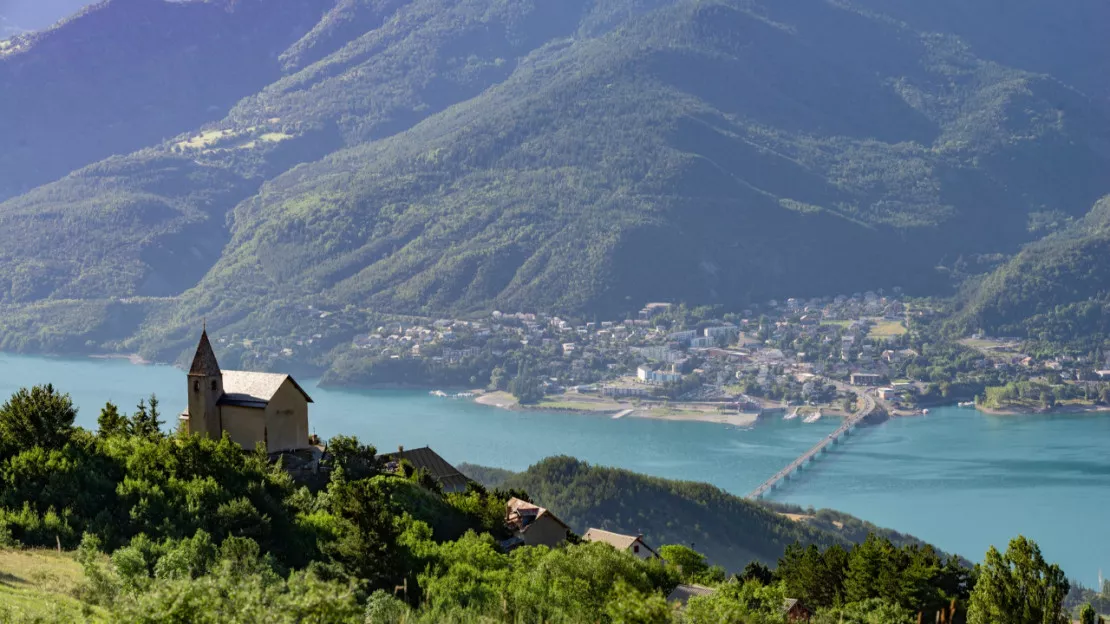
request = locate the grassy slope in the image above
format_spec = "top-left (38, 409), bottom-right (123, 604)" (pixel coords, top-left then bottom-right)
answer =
top-left (0, 548), bottom-right (106, 622)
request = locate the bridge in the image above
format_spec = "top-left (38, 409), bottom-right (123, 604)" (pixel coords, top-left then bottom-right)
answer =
top-left (746, 389), bottom-right (879, 500)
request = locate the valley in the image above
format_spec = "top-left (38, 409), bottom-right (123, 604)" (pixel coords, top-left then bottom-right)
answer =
top-left (1, 1), bottom-right (1109, 619)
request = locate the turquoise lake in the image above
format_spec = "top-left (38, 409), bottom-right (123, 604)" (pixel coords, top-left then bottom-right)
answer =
top-left (1, 352), bottom-right (1107, 583)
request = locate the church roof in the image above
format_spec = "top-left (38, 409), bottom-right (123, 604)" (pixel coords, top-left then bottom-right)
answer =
top-left (219, 371), bottom-right (314, 408)
top-left (189, 330), bottom-right (222, 376)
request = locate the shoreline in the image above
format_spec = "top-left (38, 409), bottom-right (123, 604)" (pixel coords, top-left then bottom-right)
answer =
top-left (976, 403), bottom-right (1110, 416)
top-left (58, 350), bottom-right (1110, 421)
top-left (88, 353), bottom-right (150, 366)
top-left (473, 391), bottom-right (768, 428)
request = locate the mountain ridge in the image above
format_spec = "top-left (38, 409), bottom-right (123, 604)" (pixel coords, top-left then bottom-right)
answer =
top-left (0, 0), bottom-right (1107, 367)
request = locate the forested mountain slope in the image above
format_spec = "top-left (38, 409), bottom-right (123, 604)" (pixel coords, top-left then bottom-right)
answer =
top-left (851, 0), bottom-right (1110, 102)
top-left (0, 0), bottom-right (334, 199)
top-left (0, 0), bottom-right (1107, 363)
top-left (954, 196), bottom-right (1110, 343)
top-left (461, 457), bottom-right (932, 572)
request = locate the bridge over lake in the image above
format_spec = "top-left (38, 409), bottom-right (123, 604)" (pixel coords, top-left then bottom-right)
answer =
top-left (746, 390), bottom-right (879, 500)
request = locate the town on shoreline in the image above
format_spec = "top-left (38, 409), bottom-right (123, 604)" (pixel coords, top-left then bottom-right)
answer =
top-left (180, 288), bottom-right (1110, 423)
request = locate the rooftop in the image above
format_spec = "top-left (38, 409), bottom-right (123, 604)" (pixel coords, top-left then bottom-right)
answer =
top-left (666, 584), bottom-right (716, 606)
top-left (382, 446), bottom-right (471, 493)
top-left (219, 370), bottom-right (314, 408)
top-left (583, 528), bottom-right (652, 553)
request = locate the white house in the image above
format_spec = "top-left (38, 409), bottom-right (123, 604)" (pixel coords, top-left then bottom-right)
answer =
top-left (703, 325), bottom-right (738, 340)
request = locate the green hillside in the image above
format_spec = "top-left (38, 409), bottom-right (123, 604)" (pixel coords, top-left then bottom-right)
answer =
top-left (0, 383), bottom-right (1073, 623)
top-left (0, 0), bottom-right (1107, 365)
top-left (460, 457), bottom-right (934, 571)
top-left (954, 195), bottom-right (1110, 343)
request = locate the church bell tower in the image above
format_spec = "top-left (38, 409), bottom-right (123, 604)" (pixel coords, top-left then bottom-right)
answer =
top-left (187, 327), bottom-right (224, 439)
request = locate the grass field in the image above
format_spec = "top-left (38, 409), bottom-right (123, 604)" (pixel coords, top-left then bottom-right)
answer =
top-left (175, 128), bottom-right (236, 150)
top-left (539, 394), bottom-right (626, 412)
top-left (868, 319), bottom-right (907, 338)
top-left (0, 548), bottom-right (105, 622)
top-left (959, 337), bottom-right (1025, 360)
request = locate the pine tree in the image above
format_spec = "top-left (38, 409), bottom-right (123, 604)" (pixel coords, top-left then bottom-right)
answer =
top-left (130, 394), bottom-right (163, 437)
top-left (96, 401), bottom-right (128, 437)
top-left (967, 536), bottom-right (1069, 624)
top-left (0, 383), bottom-right (77, 451)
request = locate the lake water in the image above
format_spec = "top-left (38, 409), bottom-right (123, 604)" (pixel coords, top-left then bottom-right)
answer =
top-left (1, 353), bottom-right (1107, 583)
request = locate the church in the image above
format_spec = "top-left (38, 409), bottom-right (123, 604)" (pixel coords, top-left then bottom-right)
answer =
top-left (181, 329), bottom-right (313, 453)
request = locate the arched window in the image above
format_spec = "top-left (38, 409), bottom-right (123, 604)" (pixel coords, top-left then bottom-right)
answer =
top-left (211, 380), bottom-right (218, 391)
top-left (193, 380), bottom-right (199, 392)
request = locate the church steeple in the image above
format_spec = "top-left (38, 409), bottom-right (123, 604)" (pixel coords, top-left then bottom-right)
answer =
top-left (187, 327), bottom-right (224, 440)
top-left (189, 328), bottom-right (221, 376)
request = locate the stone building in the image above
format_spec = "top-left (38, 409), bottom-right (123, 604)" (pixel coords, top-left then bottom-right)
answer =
top-left (181, 329), bottom-right (313, 453)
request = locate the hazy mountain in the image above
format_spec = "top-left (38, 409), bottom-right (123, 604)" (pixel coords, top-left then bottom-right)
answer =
top-left (1, 16), bottom-right (22, 37)
top-left (0, 0), bottom-right (1108, 362)
top-left (1, 0), bottom-right (94, 32)
top-left (0, 0), bottom-right (335, 199)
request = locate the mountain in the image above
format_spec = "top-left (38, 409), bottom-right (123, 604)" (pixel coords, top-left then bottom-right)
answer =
top-left (954, 195), bottom-right (1110, 343)
top-left (0, 0), bottom-right (1108, 365)
top-left (1, 16), bottom-right (22, 37)
top-left (0, 0), bottom-right (93, 33)
top-left (461, 457), bottom-right (933, 572)
top-left (849, 0), bottom-right (1110, 103)
top-left (0, 0), bottom-right (335, 199)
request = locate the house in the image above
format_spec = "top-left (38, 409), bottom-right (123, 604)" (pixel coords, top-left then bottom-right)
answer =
top-left (601, 385), bottom-right (651, 398)
top-left (850, 373), bottom-right (883, 386)
top-left (782, 598), bottom-right (812, 622)
top-left (380, 446), bottom-right (472, 494)
top-left (180, 329), bottom-right (312, 453)
top-left (666, 584), bottom-right (716, 606)
top-left (583, 528), bottom-right (659, 559)
top-left (703, 325), bottom-right (738, 340)
top-left (667, 330), bottom-right (698, 343)
top-left (503, 498), bottom-right (569, 549)
top-left (689, 336), bottom-right (713, 348)
top-left (637, 366), bottom-right (682, 385)
top-left (639, 302), bottom-right (673, 319)
top-left (878, 387), bottom-right (895, 401)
